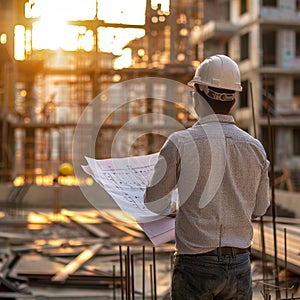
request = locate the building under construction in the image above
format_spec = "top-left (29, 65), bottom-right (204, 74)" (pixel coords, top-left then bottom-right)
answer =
top-left (0, 0), bottom-right (300, 299)
top-left (0, 0), bottom-right (199, 184)
top-left (1, 0), bottom-right (300, 184)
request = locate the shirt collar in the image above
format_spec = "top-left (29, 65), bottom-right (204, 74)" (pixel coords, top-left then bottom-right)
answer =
top-left (193, 114), bottom-right (235, 127)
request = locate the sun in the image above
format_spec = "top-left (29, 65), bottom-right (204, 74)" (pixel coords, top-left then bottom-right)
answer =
top-left (16, 0), bottom-right (170, 68)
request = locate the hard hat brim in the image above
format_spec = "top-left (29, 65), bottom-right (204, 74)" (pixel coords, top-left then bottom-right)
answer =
top-left (187, 79), bottom-right (242, 92)
top-left (187, 55), bottom-right (243, 92)
top-left (187, 79), bottom-right (195, 87)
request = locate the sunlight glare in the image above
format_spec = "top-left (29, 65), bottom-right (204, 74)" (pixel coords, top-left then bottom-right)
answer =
top-left (32, 20), bottom-right (67, 50)
top-left (25, 0), bottom-right (96, 20)
top-left (113, 48), bottom-right (132, 69)
top-left (13, 175), bottom-right (25, 186)
top-left (14, 25), bottom-right (25, 60)
top-left (98, 0), bottom-right (146, 25)
top-left (32, 22), bottom-right (94, 51)
top-left (98, 27), bottom-right (145, 55)
top-left (0, 33), bottom-right (7, 44)
top-left (22, 0), bottom-right (149, 68)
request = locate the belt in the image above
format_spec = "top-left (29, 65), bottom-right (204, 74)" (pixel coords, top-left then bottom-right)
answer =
top-left (200, 247), bottom-right (250, 256)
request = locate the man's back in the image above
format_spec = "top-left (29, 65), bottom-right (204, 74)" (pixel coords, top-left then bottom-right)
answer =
top-left (145, 114), bottom-right (270, 254)
top-left (171, 114), bottom-right (270, 254)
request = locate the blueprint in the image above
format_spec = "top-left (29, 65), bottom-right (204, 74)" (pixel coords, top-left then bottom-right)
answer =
top-left (82, 153), bottom-right (175, 246)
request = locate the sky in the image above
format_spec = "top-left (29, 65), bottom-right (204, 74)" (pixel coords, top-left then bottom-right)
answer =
top-left (14, 0), bottom-right (169, 68)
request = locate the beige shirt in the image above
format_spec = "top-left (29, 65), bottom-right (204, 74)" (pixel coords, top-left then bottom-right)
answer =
top-left (144, 114), bottom-right (270, 254)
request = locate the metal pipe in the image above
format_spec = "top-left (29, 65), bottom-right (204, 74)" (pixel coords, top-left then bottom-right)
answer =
top-left (142, 245), bottom-right (145, 300)
top-left (249, 81), bottom-right (257, 138)
top-left (152, 247), bottom-right (157, 300)
top-left (131, 254), bottom-right (135, 300)
top-left (170, 251), bottom-right (173, 284)
top-left (284, 228), bottom-right (288, 299)
top-left (113, 264), bottom-right (116, 300)
top-left (119, 245), bottom-right (125, 300)
top-left (126, 246), bottom-right (131, 300)
top-left (250, 81), bottom-right (267, 295)
top-left (264, 76), bottom-right (280, 299)
top-left (125, 254), bottom-right (129, 300)
top-left (149, 264), bottom-right (154, 300)
top-left (51, 243), bottom-right (103, 282)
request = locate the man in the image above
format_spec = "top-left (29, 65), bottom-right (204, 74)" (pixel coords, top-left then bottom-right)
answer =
top-left (144, 54), bottom-right (270, 299)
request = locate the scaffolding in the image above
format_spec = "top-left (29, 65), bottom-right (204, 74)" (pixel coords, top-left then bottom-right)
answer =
top-left (0, 0), bottom-right (200, 183)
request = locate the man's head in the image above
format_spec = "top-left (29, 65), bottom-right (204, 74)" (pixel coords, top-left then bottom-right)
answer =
top-left (188, 54), bottom-right (242, 116)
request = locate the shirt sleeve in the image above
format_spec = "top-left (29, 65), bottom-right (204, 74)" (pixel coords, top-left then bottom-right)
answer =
top-left (252, 158), bottom-right (270, 219)
top-left (144, 137), bottom-right (179, 215)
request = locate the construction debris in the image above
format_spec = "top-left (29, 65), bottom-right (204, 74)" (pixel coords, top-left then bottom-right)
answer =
top-left (0, 207), bottom-right (300, 299)
top-left (0, 208), bottom-right (174, 299)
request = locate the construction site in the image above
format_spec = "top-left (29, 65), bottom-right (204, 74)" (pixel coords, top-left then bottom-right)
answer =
top-left (0, 0), bottom-right (300, 299)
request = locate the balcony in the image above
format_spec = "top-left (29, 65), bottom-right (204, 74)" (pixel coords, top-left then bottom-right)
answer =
top-left (260, 7), bottom-right (300, 28)
top-left (197, 20), bottom-right (238, 42)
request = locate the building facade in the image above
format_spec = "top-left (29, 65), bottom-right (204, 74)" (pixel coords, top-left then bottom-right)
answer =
top-left (0, 0), bottom-right (199, 182)
top-left (1, 0), bottom-right (300, 184)
top-left (197, 0), bottom-right (300, 172)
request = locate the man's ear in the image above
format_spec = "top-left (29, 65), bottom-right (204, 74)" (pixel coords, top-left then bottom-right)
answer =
top-left (228, 99), bottom-right (236, 113)
top-left (193, 92), bottom-right (207, 117)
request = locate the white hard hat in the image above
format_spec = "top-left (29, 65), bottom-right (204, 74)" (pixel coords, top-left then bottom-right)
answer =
top-left (188, 55), bottom-right (242, 97)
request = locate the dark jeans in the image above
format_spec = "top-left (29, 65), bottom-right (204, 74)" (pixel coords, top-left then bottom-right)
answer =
top-left (171, 252), bottom-right (252, 300)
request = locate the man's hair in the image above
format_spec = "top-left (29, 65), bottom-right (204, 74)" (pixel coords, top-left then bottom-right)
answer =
top-left (194, 84), bottom-right (235, 114)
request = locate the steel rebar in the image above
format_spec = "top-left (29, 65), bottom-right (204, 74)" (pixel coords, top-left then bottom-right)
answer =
top-left (119, 245), bottom-right (125, 300)
top-left (250, 80), bottom-right (267, 295)
top-left (152, 247), bottom-right (157, 300)
top-left (264, 76), bottom-right (280, 299)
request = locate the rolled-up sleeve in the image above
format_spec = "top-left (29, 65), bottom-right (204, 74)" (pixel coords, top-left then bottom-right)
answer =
top-left (252, 159), bottom-right (270, 218)
top-left (144, 137), bottom-right (179, 215)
